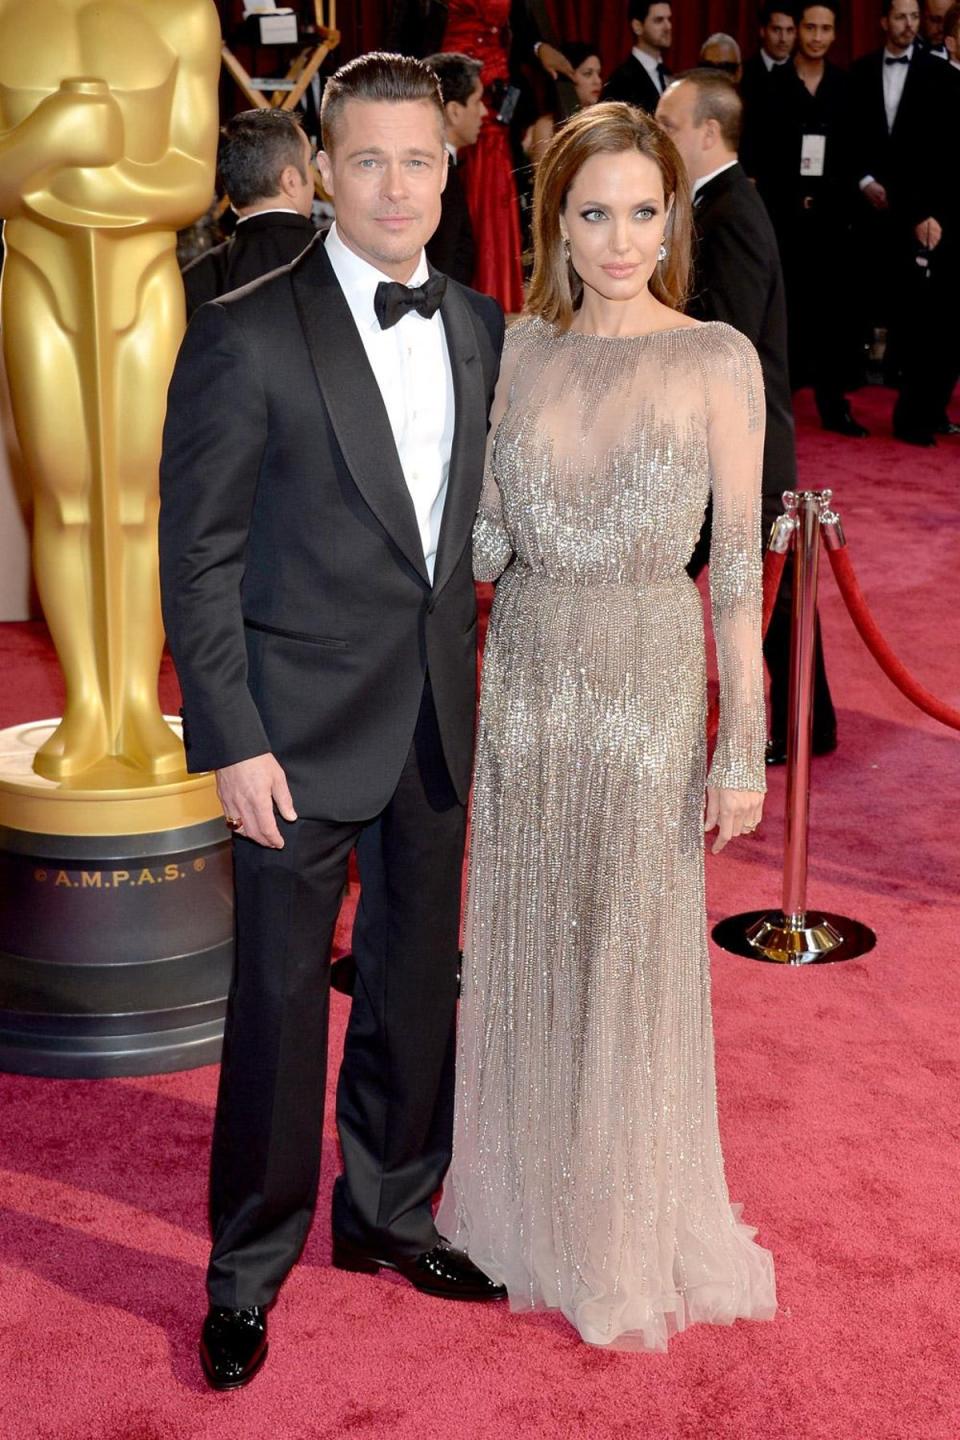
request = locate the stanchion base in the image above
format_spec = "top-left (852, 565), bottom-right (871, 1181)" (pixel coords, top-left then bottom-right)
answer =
top-left (712, 910), bottom-right (877, 966)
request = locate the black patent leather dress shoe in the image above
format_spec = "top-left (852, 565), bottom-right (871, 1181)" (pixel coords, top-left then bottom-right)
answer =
top-left (765, 732), bottom-right (838, 766)
top-left (893, 427), bottom-right (937, 447)
top-left (934, 420), bottom-right (960, 436)
top-left (821, 407), bottom-right (869, 438)
top-left (200, 1306), bottom-right (268, 1390)
top-left (333, 1234), bottom-right (506, 1301)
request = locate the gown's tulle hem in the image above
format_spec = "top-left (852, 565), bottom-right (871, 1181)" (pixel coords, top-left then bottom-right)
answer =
top-left (440, 1199), bottom-right (776, 1353)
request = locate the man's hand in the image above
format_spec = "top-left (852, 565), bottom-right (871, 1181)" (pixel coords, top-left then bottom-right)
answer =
top-left (862, 180), bottom-right (888, 211)
top-left (915, 216), bottom-right (942, 249)
top-left (537, 42), bottom-right (576, 82)
top-left (216, 753), bottom-right (297, 848)
top-left (704, 787), bottom-right (764, 855)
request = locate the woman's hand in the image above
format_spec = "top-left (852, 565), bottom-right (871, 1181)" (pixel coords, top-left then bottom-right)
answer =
top-left (704, 787), bottom-right (763, 854)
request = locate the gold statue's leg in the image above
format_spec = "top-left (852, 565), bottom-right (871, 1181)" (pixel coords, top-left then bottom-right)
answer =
top-left (113, 245), bottom-right (184, 775)
top-left (1, 252), bottom-right (110, 777)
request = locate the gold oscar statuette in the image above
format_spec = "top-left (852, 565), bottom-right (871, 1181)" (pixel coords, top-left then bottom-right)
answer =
top-left (0, 1), bottom-right (235, 1077)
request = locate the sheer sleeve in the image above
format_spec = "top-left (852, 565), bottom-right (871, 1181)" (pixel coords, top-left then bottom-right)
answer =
top-left (473, 333), bottom-right (519, 582)
top-left (704, 327), bottom-right (768, 793)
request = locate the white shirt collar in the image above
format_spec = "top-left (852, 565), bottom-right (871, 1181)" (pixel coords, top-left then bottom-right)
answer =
top-left (951, 57), bottom-right (960, 70)
top-left (632, 45), bottom-right (664, 80)
top-left (324, 221), bottom-right (429, 334)
top-left (234, 206), bottom-right (300, 223)
top-left (692, 159), bottom-right (739, 198)
top-left (444, 140), bottom-right (458, 165)
top-left (883, 43), bottom-right (914, 61)
top-left (760, 49), bottom-right (788, 70)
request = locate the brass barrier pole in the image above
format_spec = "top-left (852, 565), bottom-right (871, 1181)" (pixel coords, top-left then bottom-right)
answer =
top-left (712, 490), bottom-right (877, 966)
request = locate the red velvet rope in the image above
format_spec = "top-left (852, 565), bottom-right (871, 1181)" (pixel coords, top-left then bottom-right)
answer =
top-left (706, 546), bottom-right (786, 745)
top-left (825, 544), bottom-right (960, 732)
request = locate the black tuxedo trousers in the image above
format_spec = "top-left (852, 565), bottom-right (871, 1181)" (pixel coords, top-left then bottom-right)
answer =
top-left (208, 679), bottom-right (465, 1307)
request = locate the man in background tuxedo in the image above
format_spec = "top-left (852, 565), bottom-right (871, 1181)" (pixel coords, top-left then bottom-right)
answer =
top-left (605, 1), bottom-right (673, 112)
top-left (160, 53), bottom-right (506, 1392)
top-left (740, 6), bottom-right (797, 175)
top-left (658, 70), bottom-right (836, 762)
top-left (424, 52), bottom-right (485, 285)
top-left (751, 1), bottom-right (867, 437)
top-left (742, 4), bottom-right (797, 102)
top-left (920, 0), bottom-right (952, 54)
top-left (849, 0), bottom-right (952, 443)
top-left (181, 109), bottom-right (316, 318)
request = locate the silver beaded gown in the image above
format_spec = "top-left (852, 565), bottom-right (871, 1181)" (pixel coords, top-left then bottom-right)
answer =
top-left (436, 317), bottom-right (777, 1350)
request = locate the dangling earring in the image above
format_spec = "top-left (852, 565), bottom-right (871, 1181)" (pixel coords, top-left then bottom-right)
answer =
top-left (561, 233), bottom-right (571, 260)
top-left (658, 243), bottom-right (668, 262)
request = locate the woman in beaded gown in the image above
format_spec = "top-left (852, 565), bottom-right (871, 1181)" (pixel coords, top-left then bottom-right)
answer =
top-left (436, 104), bottom-right (777, 1350)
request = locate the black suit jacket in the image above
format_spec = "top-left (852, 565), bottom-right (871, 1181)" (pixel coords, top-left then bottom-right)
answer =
top-left (753, 60), bottom-right (852, 230)
top-left (160, 234), bottom-right (504, 820)
top-left (688, 163), bottom-right (796, 497)
top-left (848, 48), bottom-right (944, 221)
top-left (604, 54), bottom-right (667, 113)
top-left (426, 156), bottom-right (475, 286)
top-left (181, 211), bottom-right (317, 319)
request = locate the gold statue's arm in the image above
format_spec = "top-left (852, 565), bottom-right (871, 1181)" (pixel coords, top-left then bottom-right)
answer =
top-left (30, 1), bottom-right (222, 229)
top-left (0, 83), bottom-right (124, 216)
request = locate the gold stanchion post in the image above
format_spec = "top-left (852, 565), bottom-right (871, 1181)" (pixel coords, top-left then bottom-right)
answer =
top-left (712, 490), bottom-right (877, 966)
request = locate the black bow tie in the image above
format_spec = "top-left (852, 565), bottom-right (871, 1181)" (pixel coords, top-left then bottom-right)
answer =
top-left (885, 54), bottom-right (909, 65)
top-left (374, 273), bottom-right (447, 330)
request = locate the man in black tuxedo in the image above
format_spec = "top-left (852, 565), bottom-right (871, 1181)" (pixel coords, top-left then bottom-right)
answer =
top-left (424, 52), bottom-right (485, 285)
top-left (181, 110), bottom-right (316, 319)
top-left (849, 0), bottom-right (953, 444)
top-left (160, 54), bottom-right (506, 1392)
top-left (741, 4), bottom-right (797, 108)
top-left (658, 69), bottom-right (836, 760)
top-left (751, 1), bottom-right (867, 437)
top-left (740, 4), bottom-right (796, 174)
top-left (605, 1), bottom-right (673, 113)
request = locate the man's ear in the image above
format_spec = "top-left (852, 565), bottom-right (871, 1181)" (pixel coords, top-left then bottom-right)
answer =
top-left (317, 148), bottom-right (334, 196)
top-left (631, 18), bottom-right (643, 41)
top-left (440, 146), bottom-right (449, 195)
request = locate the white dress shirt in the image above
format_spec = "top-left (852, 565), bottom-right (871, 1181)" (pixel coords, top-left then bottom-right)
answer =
top-left (325, 223), bottom-right (455, 583)
top-left (632, 45), bottom-right (667, 94)
top-left (882, 44), bottom-right (913, 130)
top-left (860, 46), bottom-right (915, 188)
top-left (760, 49), bottom-right (789, 71)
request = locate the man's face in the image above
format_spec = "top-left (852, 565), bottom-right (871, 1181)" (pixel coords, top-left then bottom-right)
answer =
top-left (882, 1), bottom-right (921, 49)
top-left (318, 99), bottom-right (447, 281)
top-left (656, 81), bottom-right (712, 183)
top-left (797, 6), bottom-right (837, 60)
top-left (632, 3), bottom-right (672, 55)
top-left (921, 0), bottom-right (950, 44)
top-left (760, 11), bottom-right (797, 60)
top-left (447, 77), bottom-right (486, 149)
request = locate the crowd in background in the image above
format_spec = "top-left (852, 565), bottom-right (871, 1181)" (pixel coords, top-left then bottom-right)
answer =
top-left (183, 1), bottom-right (959, 450)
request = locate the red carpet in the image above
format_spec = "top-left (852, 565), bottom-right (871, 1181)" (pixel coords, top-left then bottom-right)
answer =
top-left (1, 386), bottom-right (958, 1439)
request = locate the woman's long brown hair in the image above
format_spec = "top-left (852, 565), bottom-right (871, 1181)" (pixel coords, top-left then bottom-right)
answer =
top-left (526, 101), bottom-right (692, 331)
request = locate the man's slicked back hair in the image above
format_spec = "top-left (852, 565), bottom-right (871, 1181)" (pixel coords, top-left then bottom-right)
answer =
top-left (321, 52), bottom-right (445, 154)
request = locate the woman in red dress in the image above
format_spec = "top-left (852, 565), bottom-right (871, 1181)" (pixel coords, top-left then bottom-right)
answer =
top-left (441, 1), bottom-right (525, 313)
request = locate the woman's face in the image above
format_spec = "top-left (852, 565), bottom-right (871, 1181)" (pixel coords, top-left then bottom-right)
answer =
top-left (572, 55), bottom-right (603, 108)
top-left (561, 149), bottom-right (669, 306)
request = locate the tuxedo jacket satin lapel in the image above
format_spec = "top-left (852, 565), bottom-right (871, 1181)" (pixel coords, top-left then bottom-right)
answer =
top-left (292, 235), bottom-right (431, 587)
top-left (433, 277), bottom-right (484, 603)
